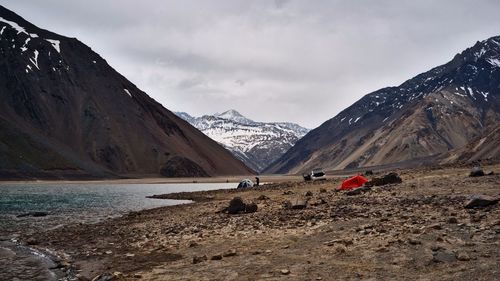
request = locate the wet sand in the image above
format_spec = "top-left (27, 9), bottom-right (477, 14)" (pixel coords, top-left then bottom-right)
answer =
top-left (10, 165), bottom-right (500, 280)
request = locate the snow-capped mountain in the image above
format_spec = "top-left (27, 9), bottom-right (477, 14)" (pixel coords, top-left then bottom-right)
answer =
top-left (176, 110), bottom-right (309, 172)
top-left (0, 5), bottom-right (253, 179)
top-left (266, 36), bottom-right (500, 174)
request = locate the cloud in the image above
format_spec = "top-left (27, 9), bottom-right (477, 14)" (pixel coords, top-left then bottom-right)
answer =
top-left (1, 0), bottom-right (500, 127)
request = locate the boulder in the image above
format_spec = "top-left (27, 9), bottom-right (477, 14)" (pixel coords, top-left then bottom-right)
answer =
top-left (365, 172), bottom-right (402, 187)
top-left (464, 195), bottom-right (499, 209)
top-left (469, 167), bottom-right (485, 177)
top-left (227, 197), bottom-right (246, 214)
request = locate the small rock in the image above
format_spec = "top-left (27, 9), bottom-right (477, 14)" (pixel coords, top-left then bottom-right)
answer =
top-left (192, 255), bottom-right (208, 264)
top-left (346, 186), bottom-right (371, 196)
top-left (465, 195), bottom-right (498, 209)
top-left (223, 249), bottom-right (237, 257)
top-left (432, 251), bottom-right (456, 263)
top-left (280, 269), bottom-right (290, 275)
top-left (334, 245), bottom-right (347, 254)
top-left (447, 217), bottom-right (458, 224)
top-left (210, 254), bottom-right (223, 260)
top-left (26, 237), bottom-right (38, 245)
top-left (188, 241), bottom-right (198, 248)
top-left (283, 190), bottom-right (294, 195)
top-left (257, 195), bottom-right (270, 200)
top-left (408, 238), bottom-right (421, 245)
top-left (319, 188), bottom-right (327, 193)
top-left (105, 251), bottom-right (113, 255)
top-left (456, 252), bottom-right (470, 261)
top-left (285, 198), bottom-right (307, 209)
top-left (305, 191), bottom-right (313, 197)
top-left (125, 253), bottom-right (135, 258)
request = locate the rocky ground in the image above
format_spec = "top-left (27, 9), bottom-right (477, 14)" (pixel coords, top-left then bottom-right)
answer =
top-left (20, 165), bottom-right (500, 280)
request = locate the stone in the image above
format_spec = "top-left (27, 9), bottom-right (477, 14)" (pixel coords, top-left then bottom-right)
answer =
top-left (408, 238), bottom-right (421, 245)
top-left (26, 237), bottom-right (38, 245)
top-left (346, 186), bottom-right (371, 196)
top-left (285, 198), bottom-right (307, 209)
top-left (469, 167), bottom-right (485, 177)
top-left (464, 195), bottom-right (498, 209)
top-left (16, 212), bottom-right (48, 218)
top-left (192, 255), bottom-right (208, 264)
top-left (257, 195), bottom-right (270, 200)
top-left (223, 249), bottom-right (237, 257)
top-left (305, 191), bottom-right (313, 197)
top-left (447, 217), bottom-right (458, 224)
top-left (366, 172), bottom-right (402, 187)
top-left (432, 251), bottom-right (456, 263)
top-left (280, 269), bottom-right (290, 275)
top-left (227, 197), bottom-right (246, 214)
top-left (245, 202), bottom-right (258, 213)
top-left (456, 252), bottom-right (470, 261)
top-left (319, 188), bottom-right (327, 193)
top-left (210, 254), bottom-right (223, 260)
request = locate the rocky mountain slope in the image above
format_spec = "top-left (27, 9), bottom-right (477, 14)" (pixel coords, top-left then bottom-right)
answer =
top-left (176, 110), bottom-right (309, 172)
top-left (265, 36), bottom-right (500, 174)
top-left (0, 5), bottom-right (253, 179)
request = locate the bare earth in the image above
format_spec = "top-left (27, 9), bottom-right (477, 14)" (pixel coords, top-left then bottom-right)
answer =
top-left (23, 165), bottom-right (499, 280)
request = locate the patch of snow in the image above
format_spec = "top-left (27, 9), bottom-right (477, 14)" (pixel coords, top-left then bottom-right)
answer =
top-left (0, 26), bottom-right (5, 35)
top-left (354, 117), bottom-right (361, 123)
top-left (123, 89), bottom-right (132, 98)
top-left (348, 118), bottom-right (353, 125)
top-left (20, 37), bottom-right (30, 52)
top-left (382, 117), bottom-right (389, 122)
top-left (0, 17), bottom-right (38, 38)
top-left (29, 50), bottom-right (39, 70)
top-left (487, 58), bottom-right (500, 68)
top-left (0, 17), bottom-right (26, 34)
top-left (340, 117), bottom-right (346, 122)
top-left (475, 47), bottom-right (486, 58)
top-left (45, 39), bottom-right (60, 53)
top-left (479, 91), bottom-right (489, 101)
top-left (92, 60), bottom-right (97, 64)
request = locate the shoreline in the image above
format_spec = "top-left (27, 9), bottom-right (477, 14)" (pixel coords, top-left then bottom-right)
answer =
top-left (0, 174), bottom-right (305, 185)
top-left (8, 164), bottom-right (500, 280)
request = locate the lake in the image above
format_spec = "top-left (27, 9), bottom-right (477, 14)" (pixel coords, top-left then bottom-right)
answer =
top-left (0, 182), bottom-right (235, 237)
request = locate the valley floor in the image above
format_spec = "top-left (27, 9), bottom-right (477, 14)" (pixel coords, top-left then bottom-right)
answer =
top-left (21, 165), bottom-right (500, 280)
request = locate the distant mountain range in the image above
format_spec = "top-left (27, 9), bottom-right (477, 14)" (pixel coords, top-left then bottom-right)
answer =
top-left (176, 110), bottom-right (309, 172)
top-left (0, 5), bottom-right (253, 179)
top-left (266, 36), bottom-right (500, 174)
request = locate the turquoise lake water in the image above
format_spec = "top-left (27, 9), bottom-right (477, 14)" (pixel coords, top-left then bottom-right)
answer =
top-left (0, 182), bottom-right (235, 236)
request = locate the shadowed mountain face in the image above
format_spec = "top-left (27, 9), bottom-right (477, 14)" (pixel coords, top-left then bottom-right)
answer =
top-left (176, 110), bottom-right (309, 172)
top-left (265, 36), bottom-right (500, 174)
top-left (0, 6), bottom-right (253, 179)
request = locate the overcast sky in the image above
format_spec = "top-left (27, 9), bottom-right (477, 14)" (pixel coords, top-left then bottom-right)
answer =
top-left (2, 1), bottom-right (500, 128)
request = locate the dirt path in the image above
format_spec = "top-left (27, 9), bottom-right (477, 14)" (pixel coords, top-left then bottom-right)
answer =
top-left (24, 165), bottom-right (499, 280)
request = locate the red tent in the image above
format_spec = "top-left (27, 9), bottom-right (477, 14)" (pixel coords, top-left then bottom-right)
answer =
top-left (340, 175), bottom-right (368, 190)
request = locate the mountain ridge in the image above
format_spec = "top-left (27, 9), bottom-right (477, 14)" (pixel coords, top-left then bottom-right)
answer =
top-left (265, 35), bottom-right (500, 174)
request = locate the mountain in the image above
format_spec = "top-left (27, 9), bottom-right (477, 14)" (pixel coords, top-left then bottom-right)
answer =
top-left (265, 36), bottom-right (500, 174)
top-left (0, 5), bottom-right (253, 179)
top-left (175, 110), bottom-right (309, 172)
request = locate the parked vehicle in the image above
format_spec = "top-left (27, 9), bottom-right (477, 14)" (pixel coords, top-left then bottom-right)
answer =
top-left (303, 169), bottom-right (326, 181)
